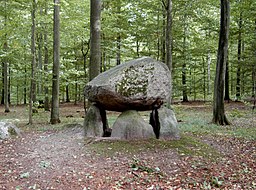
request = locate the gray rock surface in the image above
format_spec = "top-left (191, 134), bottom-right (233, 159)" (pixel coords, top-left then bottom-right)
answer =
top-left (0, 122), bottom-right (21, 140)
top-left (84, 105), bottom-right (104, 137)
top-left (111, 110), bottom-right (155, 140)
top-left (158, 107), bottom-right (180, 139)
top-left (85, 57), bottom-right (171, 111)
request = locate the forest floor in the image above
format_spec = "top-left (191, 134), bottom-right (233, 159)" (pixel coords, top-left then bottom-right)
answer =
top-left (0, 101), bottom-right (255, 190)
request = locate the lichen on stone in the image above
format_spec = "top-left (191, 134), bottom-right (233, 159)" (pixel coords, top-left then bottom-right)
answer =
top-left (116, 64), bottom-right (154, 98)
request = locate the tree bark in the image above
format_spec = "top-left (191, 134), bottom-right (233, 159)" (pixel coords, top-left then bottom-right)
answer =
top-left (66, 84), bottom-right (70, 102)
top-left (224, 54), bottom-right (231, 101)
top-left (3, 47), bottom-right (10, 113)
top-left (29, 0), bottom-right (37, 124)
top-left (50, 0), bottom-right (61, 124)
top-left (44, 4), bottom-right (50, 111)
top-left (3, 0), bottom-right (10, 112)
top-left (182, 15), bottom-right (188, 102)
top-left (253, 20), bottom-right (256, 98)
top-left (165, 0), bottom-right (173, 105)
top-left (116, 0), bottom-right (121, 65)
top-left (236, 12), bottom-right (242, 101)
top-left (207, 52), bottom-right (211, 95)
top-left (212, 0), bottom-right (230, 125)
top-left (89, 0), bottom-right (101, 81)
top-left (161, 3), bottom-right (166, 63)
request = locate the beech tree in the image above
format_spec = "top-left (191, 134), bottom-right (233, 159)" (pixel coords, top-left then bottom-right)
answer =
top-left (89, 0), bottom-right (101, 81)
top-left (50, 0), bottom-right (61, 124)
top-left (3, 0), bottom-right (10, 113)
top-left (29, 0), bottom-right (36, 124)
top-left (0, 0), bottom-right (255, 110)
top-left (212, 0), bottom-right (230, 125)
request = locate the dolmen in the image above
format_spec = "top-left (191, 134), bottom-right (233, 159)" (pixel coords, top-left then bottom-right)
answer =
top-left (84, 57), bottom-right (179, 140)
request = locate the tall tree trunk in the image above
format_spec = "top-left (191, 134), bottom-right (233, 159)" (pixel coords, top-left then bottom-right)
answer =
top-left (182, 21), bottom-right (188, 102)
top-left (253, 20), bottom-right (256, 98)
top-left (116, 34), bottom-right (121, 65)
top-left (116, 0), bottom-right (121, 65)
top-left (1, 63), bottom-right (4, 105)
top-left (203, 57), bottom-right (206, 101)
top-left (81, 39), bottom-right (90, 111)
top-left (81, 39), bottom-right (90, 80)
top-left (66, 84), bottom-right (70, 102)
top-left (29, 0), bottom-right (36, 124)
top-left (166, 0), bottom-right (172, 72)
top-left (24, 65), bottom-right (27, 104)
top-left (161, 3), bottom-right (166, 63)
top-left (44, 4), bottom-right (50, 111)
top-left (3, 45), bottom-right (10, 113)
top-left (136, 37), bottom-right (140, 58)
top-left (224, 54), bottom-right (231, 101)
top-left (236, 12), bottom-right (242, 101)
top-left (207, 52), bottom-right (211, 95)
top-left (50, 0), bottom-right (61, 124)
top-left (89, 0), bottom-right (101, 81)
top-left (3, 0), bottom-right (9, 112)
top-left (212, 0), bottom-right (230, 125)
top-left (37, 8), bottom-right (43, 97)
top-left (165, 0), bottom-right (173, 105)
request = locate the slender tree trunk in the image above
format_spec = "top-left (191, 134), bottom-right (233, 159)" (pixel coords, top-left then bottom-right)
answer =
top-left (116, 0), bottom-right (121, 65)
top-left (166, 0), bottom-right (172, 72)
top-left (89, 0), bottom-right (101, 81)
top-left (136, 37), bottom-right (140, 58)
top-left (203, 57), bottom-right (206, 101)
top-left (29, 0), bottom-right (37, 124)
top-left (181, 10), bottom-right (188, 102)
top-left (165, 0), bottom-right (173, 105)
top-left (24, 65), bottom-right (27, 104)
top-left (157, 9), bottom-right (161, 61)
top-left (236, 12), bottom-right (242, 101)
top-left (50, 0), bottom-right (61, 124)
top-left (66, 84), bottom-right (70, 102)
top-left (161, 3), bottom-right (166, 63)
top-left (1, 63), bottom-right (4, 105)
top-left (224, 54), bottom-right (231, 101)
top-left (75, 83), bottom-right (78, 105)
top-left (116, 35), bottom-right (121, 65)
top-left (207, 52), bottom-right (211, 95)
top-left (4, 47), bottom-right (10, 113)
top-left (38, 7), bottom-right (43, 97)
top-left (44, 5), bottom-right (50, 111)
top-left (81, 39), bottom-right (90, 111)
top-left (81, 39), bottom-right (90, 80)
top-left (212, 0), bottom-right (230, 125)
top-left (253, 20), bottom-right (256, 98)
top-left (3, 0), bottom-right (10, 112)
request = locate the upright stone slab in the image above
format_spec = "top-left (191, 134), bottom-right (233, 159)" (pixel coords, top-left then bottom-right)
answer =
top-left (84, 57), bottom-right (171, 112)
top-left (111, 110), bottom-right (155, 140)
top-left (158, 107), bottom-right (180, 140)
top-left (83, 105), bottom-right (104, 137)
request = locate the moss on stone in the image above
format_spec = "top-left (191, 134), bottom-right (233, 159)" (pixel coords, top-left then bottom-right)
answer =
top-left (116, 64), bottom-right (154, 97)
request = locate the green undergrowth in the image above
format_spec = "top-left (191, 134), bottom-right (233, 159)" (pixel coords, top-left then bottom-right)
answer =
top-left (87, 134), bottom-right (221, 161)
top-left (174, 105), bottom-right (256, 140)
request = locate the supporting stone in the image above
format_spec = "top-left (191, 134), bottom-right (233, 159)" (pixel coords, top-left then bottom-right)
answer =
top-left (111, 110), bottom-right (155, 140)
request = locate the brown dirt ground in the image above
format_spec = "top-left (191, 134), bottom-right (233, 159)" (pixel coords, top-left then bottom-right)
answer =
top-left (0, 102), bottom-right (255, 190)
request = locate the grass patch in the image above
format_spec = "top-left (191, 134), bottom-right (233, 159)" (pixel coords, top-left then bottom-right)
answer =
top-left (174, 104), bottom-right (256, 140)
top-left (87, 134), bottom-right (221, 161)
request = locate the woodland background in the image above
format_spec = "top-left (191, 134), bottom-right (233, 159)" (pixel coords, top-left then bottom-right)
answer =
top-left (0, 0), bottom-right (255, 107)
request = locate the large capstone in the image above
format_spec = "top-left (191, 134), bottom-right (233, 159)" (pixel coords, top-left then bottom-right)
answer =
top-left (84, 57), bottom-right (171, 112)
